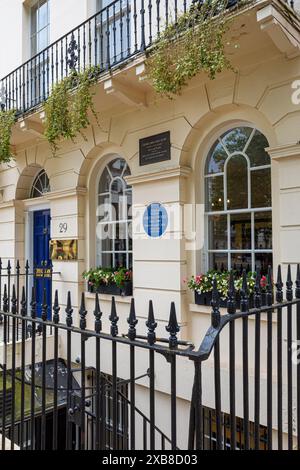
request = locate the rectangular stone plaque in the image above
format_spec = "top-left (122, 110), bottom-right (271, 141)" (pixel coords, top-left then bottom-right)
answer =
top-left (139, 131), bottom-right (171, 166)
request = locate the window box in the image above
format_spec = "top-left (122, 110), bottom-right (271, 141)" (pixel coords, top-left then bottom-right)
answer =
top-left (87, 281), bottom-right (133, 297)
top-left (194, 291), bottom-right (270, 310)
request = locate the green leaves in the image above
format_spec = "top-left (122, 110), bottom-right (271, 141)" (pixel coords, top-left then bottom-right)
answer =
top-left (44, 66), bottom-right (100, 155)
top-left (0, 109), bottom-right (16, 164)
top-left (146, 0), bottom-right (233, 97)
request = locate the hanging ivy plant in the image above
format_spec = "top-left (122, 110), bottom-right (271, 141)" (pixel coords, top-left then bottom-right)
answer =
top-left (146, 0), bottom-right (243, 97)
top-left (44, 66), bottom-right (100, 155)
top-left (0, 109), bottom-right (16, 164)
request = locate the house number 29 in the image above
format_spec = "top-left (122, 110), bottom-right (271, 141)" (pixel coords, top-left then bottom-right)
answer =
top-left (59, 223), bottom-right (68, 233)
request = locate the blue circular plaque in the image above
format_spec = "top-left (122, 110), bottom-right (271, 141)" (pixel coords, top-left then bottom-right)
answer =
top-left (143, 203), bottom-right (168, 238)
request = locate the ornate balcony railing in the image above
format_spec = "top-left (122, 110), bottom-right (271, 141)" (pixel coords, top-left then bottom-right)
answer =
top-left (1, 0), bottom-right (287, 117)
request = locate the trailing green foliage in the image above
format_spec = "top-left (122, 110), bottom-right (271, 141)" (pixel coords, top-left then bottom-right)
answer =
top-left (44, 66), bottom-right (100, 154)
top-left (146, 0), bottom-right (236, 97)
top-left (0, 109), bottom-right (16, 164)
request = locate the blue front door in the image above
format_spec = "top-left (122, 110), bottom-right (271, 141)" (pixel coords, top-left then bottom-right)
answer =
top-left (33, 210), bottom-right (52, 319)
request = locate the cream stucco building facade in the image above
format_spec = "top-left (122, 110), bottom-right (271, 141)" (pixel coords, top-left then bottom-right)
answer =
top-left (0, 0), bottom-right (300, 450)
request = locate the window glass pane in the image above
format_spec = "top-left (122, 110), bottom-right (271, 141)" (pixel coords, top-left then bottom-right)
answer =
top-left (251, 168), bottom-right (271, 208)
top-left (37, 28), bottom-right (49, 52)
top-left (206, 176), bottom-right (224, 211)
top-left (109, 158), bottom-right (126, 178)
top-left (31, 6), bottom-right (38, 35)
top-left (255, 253), bottom-right (273, 275)
top-left (100, 232), bottom-right (113, 252)
top-left (128, 223), bottom-right (132, 251)
top-left (99, 167), bottom-right (111, 193)
top-left (208, 215), bottom-right (227, 250)
top-left (115, 253), bottom-right (127, 268)
top-left (115, 223), bottom-right (127, 251)
top-left (221, 127), bottom-right (252, 154)
top-left (227, 155), bottom-right (248, 210)
top-left (100, 253), bottom-right (113, 268)
top-left (206, 140), bottom-right (227, 174)
top-left (209, 253), bottom-right (228, 271)
top-left (247, 130), bottom-right (270, 167)
top-left (231, 253), bottom-right (252, 272)
top-left (230, 213), bottom-right (251, 250)
top-left (39, 0), bottom-right (49, 30)
top-left (255, 212), bottom-right (272, 250)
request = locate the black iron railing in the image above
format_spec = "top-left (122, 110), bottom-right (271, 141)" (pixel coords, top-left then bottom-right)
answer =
top-left (0, 259), bottom-right (299, 450)
top-left (0, 0), bottom-right (272, 117)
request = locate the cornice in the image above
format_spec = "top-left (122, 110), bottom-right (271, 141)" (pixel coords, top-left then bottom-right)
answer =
top-left (125, 166), bottom-right (192, 186)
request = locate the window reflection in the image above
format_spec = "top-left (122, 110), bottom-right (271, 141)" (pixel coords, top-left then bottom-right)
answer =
top-left (205, 126), bottom-right (272, 271)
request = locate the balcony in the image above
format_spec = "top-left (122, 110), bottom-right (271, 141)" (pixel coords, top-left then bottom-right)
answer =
top-left (0, 0), bottom-right (296, 119)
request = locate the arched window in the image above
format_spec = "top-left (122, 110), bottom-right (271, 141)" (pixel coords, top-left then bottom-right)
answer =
top-left (30, 170), bottom-right (50, 198)
top-left (205, 126), bottom-right (272, 273)
top-left (96, 158), bottom-right (132, 268)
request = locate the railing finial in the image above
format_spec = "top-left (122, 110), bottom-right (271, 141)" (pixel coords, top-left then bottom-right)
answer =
top-left (146, 300), bottom-right (157, 346)
top-left (94, 293), bottom-right (102, 333)
top-left (240, 269), bottom-right (249, 313)
top-left (296, 264), bottom-right (300, 299)
top-left (79, 292), bottom-right (87, 330)
top-left (166, 302), bottom-right (180, 348)
top-left (109, 297), bottom-right (119, 337)
top-left (66, 291), bottom-right (73, 327)
top-left (211, 277), bottom-right (221, 328)
top-left (276, 265), bottom-right (283, 303)
top-left (227, 271), bottom-right (236, 314)
top-left (53, 290), bottom-right (60, 324)
top-left (127, 298), bottom-right (138, 341)
top-left (21, 286), bottom-right (27, 317)
top-left (254, 268), bottom-right (261, 308)
top-left (286, 264), bottom-right (293, 301)
top-left (11, 284), bottom-right (17, 315)
top-left (41, 288), bottom-right (48, 322)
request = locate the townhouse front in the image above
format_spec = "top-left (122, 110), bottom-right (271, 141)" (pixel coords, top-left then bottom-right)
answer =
top-left (0, 0), bottom-right (300, 450)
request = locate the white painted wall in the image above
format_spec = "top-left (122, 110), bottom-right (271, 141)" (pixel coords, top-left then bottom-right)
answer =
top-left (0, 0), bottom-right (24, 78)
top-left (0, 0), bottom-right (96, 78)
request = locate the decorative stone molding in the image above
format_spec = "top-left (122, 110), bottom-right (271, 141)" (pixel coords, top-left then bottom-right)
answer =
top-left (257, 3), bottom-right (300, 58)
top-left (267, 142), bottom-right (300, 160)
top-left (125, 166), bottom-right (192, 186)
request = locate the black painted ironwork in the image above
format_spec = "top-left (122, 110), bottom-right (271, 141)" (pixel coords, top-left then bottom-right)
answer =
top-left (0, 259), bottom-right (299, 450)
top-left (0, 0), bottom-right (260, 116)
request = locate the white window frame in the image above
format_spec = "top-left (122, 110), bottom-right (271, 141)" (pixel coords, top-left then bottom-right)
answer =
top-left (205, 125), bottom-right (272, 272)
top-left (96, 158), bottom-right (132, 268)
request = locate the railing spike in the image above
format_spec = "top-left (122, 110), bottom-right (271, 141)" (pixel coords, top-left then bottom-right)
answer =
top-left (11, 284), bottom-right (17, 315)
top-left (276, 265), bottom-right (284, 303)
top-left (267, 265), bottom-right (273, 306)
top-left (65, 291), bottom-right (73, 327)
top-left (127, 298), bottom-right (138, 341)
top-left (146, 300), bottom-right (157, 346)
top-left (286, 264), bottom-right (293, 301)
top-left (296, 264), bottom-right (300, 299)
top-left (94, 293), bottom-right (102, 333)
top-left (109, 296), bottom-right (119, 337)
top-left (211, 277), bottom-right (221, 328)
top-left (166, 302), bottom-right (180, 349)
top-left (30, 286), bottom-right (36, 319)
top-left (41, 288), bottom-right (48, 322)
top-left (240, 269), bottom-right (249, 313)
top-left (79, 292), bottom-right (87, 331)
top-left (53, 290), bottom-right (60, 324)
top-left (21, 286), bottom-right (27, 317)
top-left (254, 268), bottom-right (261, 309)
top-left (3, 284), bottom-right (8, 313)
top-left (227, 271), bottom-right (236, 314)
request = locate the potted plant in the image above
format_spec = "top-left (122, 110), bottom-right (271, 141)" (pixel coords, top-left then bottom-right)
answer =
top-left (114, 268), bottom-right (133, 296)
top-left (187, 269), bottom-right (274, 309)
top-left (83, 267), bottom-right (133, 296)
top-left (187, 270), bottom-right (229, 308)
